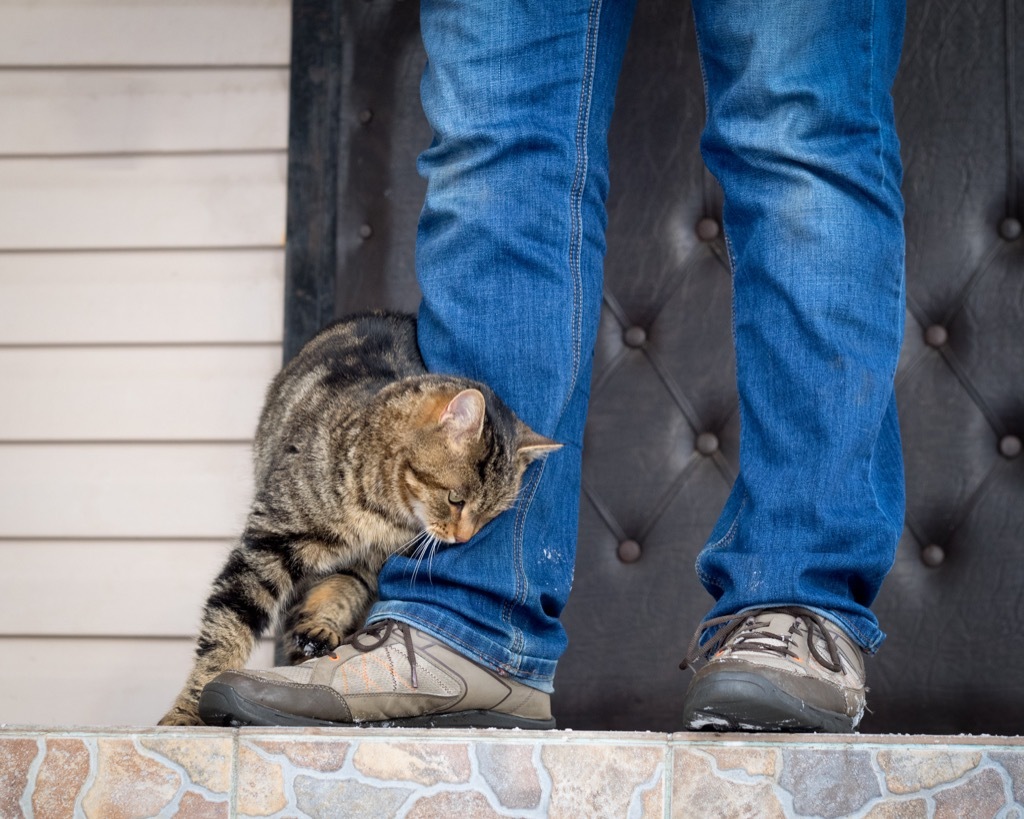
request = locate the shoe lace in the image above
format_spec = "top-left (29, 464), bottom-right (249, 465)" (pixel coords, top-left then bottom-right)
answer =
top-left (678, 606), bottom-right (843, 674)
top-left (330, 619), bottom-right (419, 689)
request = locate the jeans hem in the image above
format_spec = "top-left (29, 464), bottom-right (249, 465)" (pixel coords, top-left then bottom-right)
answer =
top-left (367, 602), bottom-right (557, 693)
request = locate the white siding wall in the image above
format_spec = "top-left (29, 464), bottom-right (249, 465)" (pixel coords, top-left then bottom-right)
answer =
top-left (0, 0), bottom-right (289, 725)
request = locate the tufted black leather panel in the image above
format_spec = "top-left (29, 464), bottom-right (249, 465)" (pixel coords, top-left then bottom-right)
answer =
top-left (285, 0), bottom-right (1024, 733)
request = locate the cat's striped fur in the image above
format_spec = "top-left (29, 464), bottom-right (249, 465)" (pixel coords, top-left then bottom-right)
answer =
top-left (159, 311), bottom-right (559, 725)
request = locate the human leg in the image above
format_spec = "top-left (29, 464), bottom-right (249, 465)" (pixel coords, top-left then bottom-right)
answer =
top-left (682, 0), bottom-right (907, 731)
top-left (365, 0), bottom-right (637, 693)
top-left (198, 0), bottom-right (638, 728)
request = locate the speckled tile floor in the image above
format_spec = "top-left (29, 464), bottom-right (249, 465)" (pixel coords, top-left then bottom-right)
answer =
top-left (2, 728), bottom-right (1022, 818)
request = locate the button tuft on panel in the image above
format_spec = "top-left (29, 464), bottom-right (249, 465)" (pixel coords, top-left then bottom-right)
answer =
top-left (617, 540), bottom-right (642, 563)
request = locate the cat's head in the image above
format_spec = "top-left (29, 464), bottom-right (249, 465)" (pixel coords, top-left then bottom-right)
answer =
top-left (400, 385), bottom-right (561, 544)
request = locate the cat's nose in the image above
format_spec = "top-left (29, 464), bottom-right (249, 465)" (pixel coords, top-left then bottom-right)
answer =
top-left (452, 518), bottom-right (475, 544)
top-left (453, 521), bottom-right (476, 543)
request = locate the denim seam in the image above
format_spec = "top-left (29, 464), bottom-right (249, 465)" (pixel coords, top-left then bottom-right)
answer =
top-left (496, 0), bottom-right (604, 673)
top-left (706, 491), bottom-right (746, 552)
top-left (695, 492), bottom-right (746, 588)
top-left (504, 460), bottom-right (546, 665)
top-left (560, 0), bottom-right (603, 423)
top-left (867, 0), bottom-right (886, 192)
top-left (504, 465), bottom-right (537, 634)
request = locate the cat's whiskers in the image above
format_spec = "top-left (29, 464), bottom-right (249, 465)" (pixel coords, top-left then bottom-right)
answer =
top-left (407, 530), bottom-right (433, 585)
top-left (399, 528), bottom-right (430, 555)
top-left (400, 529), bottom-right (425, 558)
top-left (409, 530), bottom-right (443, 586)
top-left (426, 532), bottom-right (441, 581)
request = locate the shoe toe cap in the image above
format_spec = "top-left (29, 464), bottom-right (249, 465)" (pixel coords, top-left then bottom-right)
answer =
top-left (695, 658), bottom-right (864, 719)
top-left (210, 670), bottom-right (353, 722)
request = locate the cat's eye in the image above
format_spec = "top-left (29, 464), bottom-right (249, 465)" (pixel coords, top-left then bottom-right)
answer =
top-left (448, 490), bottom-right (465, 507)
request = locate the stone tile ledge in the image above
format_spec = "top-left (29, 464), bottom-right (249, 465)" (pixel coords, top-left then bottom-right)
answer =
top-left (2, 728), bottom-right (1023, 818)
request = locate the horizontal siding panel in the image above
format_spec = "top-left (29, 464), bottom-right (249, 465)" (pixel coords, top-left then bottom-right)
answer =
top-left (0, 541), bottom-right (231, 637)
top-left (0, 69), bottom-right (289, 154)
top-left (0, 154), bottom-right (287, 249)
top-left (0, 345), bottom-right (280, 440)
top-left (0, 637), bottom-right (274, 726)
top-left (0, 443), bottom-right (254, 538)
top-left (0, 0), bottom-right (290, 67)
top-left (0, 250), bottom-right (284, 344)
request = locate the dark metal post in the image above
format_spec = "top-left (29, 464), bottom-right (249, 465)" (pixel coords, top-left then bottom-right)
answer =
top-left (283, 0), bottom-right (343, 363)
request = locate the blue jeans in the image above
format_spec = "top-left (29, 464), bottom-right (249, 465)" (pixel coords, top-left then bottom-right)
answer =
top-left (369, 0), bottom-right (907, 689)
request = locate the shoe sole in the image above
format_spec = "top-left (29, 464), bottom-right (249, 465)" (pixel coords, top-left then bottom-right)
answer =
top-left (681, 670), bottom-right (856, 733)
top-left (198, 681), bottom-right (557, 730)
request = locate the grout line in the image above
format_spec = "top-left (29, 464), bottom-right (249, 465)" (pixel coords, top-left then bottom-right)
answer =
top-left (76, 737), bottom-right (100, 815)
top-left (665, 743), bottom-right (674, 819)
top-left (230, 729), bottom-right (240, 819)
top-left (533, 739), bottom-right (554, 817)
top-left (19, 738), bottom-right (46, 818)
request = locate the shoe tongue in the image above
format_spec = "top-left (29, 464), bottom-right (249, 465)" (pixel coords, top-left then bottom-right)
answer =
top-left (727, 613), bottom-right (795, 654)
top-left (738, 610), bottom-right (785, 633)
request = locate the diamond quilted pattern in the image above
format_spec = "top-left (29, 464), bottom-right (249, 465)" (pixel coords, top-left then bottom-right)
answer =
top-left (947, 247), bottom-right (1024, 428)
top-left (898, 352), bottom-right (1000, 543)
top-left (649, 248), bottom-right (737, 433)
top-left (869, 462), bottom-right (1024, 733)
top-left (897, 0), bottom-right (1009, 316)
top-left (584, 336), bottom-right (696, 535)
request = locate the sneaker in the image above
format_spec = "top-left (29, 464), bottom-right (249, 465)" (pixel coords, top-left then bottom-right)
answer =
top-left (198, 619), bottom-right (556, 729)
top-left (679, 607), bottom-right (866, 733)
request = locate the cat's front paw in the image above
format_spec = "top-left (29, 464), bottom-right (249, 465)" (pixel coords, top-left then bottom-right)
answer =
top-left (287, 624), bottom-right (343, 663)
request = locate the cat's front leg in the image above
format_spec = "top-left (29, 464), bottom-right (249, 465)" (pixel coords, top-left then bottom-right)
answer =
top-left (282, 564), bottom-right (379, 663)
top-left (159, 530), bottom-right (297, 726)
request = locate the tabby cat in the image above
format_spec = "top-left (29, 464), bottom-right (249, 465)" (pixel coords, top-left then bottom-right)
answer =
top-left (159, 311), bottom-right (559, 725)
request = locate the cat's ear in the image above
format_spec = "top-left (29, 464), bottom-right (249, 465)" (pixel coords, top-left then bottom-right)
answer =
top-left (516, 423), bottom-right (562, 463)
top-left (439, 389), bottom-right (486, 448)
